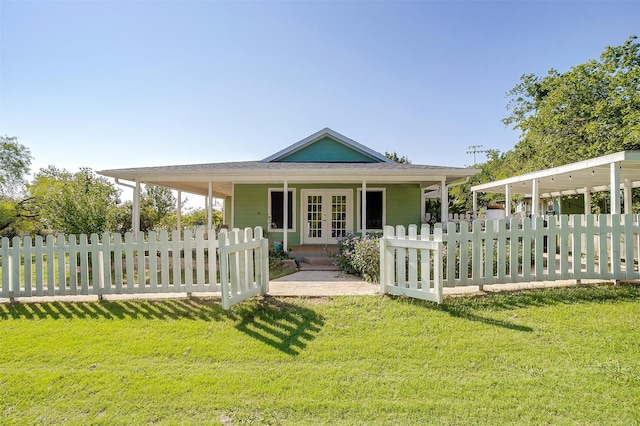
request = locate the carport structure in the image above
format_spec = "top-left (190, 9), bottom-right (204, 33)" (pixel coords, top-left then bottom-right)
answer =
top-left (471, 151), bottom-right (640, 218)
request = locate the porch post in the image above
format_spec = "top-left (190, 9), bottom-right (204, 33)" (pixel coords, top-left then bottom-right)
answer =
top-left (440, 179), bottom-right (448, 223)
top-left (504, 184), bottom-right (511, 218)
top-left (177, 190), bottom-right (182, 235)
top-left (208, 181), bottom-right (213, 230)
top-left (362, 180), bottom-right (367, 237)
top-left (584, 188), bottom-right (591, 215)
top-left (610, 162), bottom-right (621, 214)
top-left (624, 179), bottom-right (632, 214)
top-left (283, 179), bottom-right (288, 251)
top-left (531, 179), bottom-right (539, 218)
top-left (133, 180), bottom-right (141, 236)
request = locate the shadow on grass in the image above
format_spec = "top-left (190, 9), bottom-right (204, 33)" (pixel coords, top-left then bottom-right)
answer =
top-left (233, 296), bottom-right (325, 356)
top-left (443, 282), bottom-right (640, 312)
top-left (392, 283), bottom-right (640, 332)
top-left (0, 297), bottom-right (233, 322)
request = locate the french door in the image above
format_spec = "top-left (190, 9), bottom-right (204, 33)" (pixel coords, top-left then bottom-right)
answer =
top-left (302, 190), bottom-right (352, 245)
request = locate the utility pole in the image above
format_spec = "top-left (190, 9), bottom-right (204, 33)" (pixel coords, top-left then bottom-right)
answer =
top-left (466, 145), bottom-right (488, 166)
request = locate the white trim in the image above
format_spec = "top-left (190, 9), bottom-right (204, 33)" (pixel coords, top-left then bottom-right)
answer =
top-left (261, 128), bottom-right (393, 163)
top-left (267, 188), bottom-right (297, 232)
top-left (357, 188), bottom-right (386, 232)
top-left (231, 183), bottom-right (235, 229)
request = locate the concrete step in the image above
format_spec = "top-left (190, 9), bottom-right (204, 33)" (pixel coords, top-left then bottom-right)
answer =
top-left (298, 261), bottom-right (339, 271)
top-left (302, 256), bottom-right (334, 266)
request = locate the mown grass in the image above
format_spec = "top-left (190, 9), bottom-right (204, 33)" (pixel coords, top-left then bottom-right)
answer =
top-left (1, 284), bottom-right (639, 425)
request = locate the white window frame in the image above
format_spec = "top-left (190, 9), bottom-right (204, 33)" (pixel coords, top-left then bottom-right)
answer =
top-left (268, 188), bottom-right (296, 232)
top-left (357, 188), bottom-right (386, 232)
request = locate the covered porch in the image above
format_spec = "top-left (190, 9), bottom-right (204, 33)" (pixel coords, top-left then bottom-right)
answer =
top-left (471, 151), bottom-right (640, 218)
top-left (101, 164), bottom-right (478, 251)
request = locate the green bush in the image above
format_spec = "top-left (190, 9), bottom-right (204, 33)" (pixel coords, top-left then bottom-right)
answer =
top-left (334, 232), bottom-right (381, 282)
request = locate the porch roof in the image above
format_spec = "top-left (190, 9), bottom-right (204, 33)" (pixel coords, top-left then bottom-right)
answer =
top-left (98, 161), bottom-right (479, 198)
top-left (471, 151), bottom-right (640, 198)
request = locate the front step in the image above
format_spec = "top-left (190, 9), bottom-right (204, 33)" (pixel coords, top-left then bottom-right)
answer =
top-left (289, 246), bottom-right (339, 271)
top-left (298, 261), bottom-right (339, 271)
top-left (302, 256), bottom-right (334, 266)
top-left (299, 256), bottom-right (338, 271)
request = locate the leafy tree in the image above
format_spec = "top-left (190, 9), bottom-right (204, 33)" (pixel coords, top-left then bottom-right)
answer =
top-left (0, 136), bottom-right (32, 198)
top-left (144, 185), bottom-right (176, 221)
top-left (503, 35), bottom-right (640, 172)
top-left (181, 207), bottom-right (223, 231)
top-left (0, 136), bottom-right (34, 236)
top-left (384, 151), bottom-right (411, 164)
top-left (29, 166), bottom-right (120, 235)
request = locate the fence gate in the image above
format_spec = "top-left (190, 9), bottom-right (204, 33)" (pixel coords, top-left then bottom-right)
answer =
top-left (380, 224), bottom-right (444, 304)
top-left (218, 227), bottom-right (270, 310)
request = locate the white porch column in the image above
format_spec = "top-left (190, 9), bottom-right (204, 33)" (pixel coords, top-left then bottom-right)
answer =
top-left (556, 197), bottom-right (562, 215)
top-left (504, 184), bottom-right (511, 218)
top-left (531, 179), bottom-right (539, 217)
top-left (441, 179), bottom-right (448, 223)
top-left (207, 181), bottom-right (213, 230)
top-left (133, 180), bottom-right (141, 236)
top-left (584, 188), bottom-right (591, 215)
top-left (361, 180), bottom-right (367, 237)
top-left (610, 162), bottom-right (621, 214)
top-left (472, 191), bottom-right (478, 219)
top-left (177, 190), bottom-right (182, 235)
top-left (283, 179), bottom-right (289, 251)
top-left (624, 179), bottom-right (632, 214)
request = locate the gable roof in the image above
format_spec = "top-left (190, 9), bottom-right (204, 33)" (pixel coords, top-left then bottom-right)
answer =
top-left (261, 127), bottom-right (393, 163)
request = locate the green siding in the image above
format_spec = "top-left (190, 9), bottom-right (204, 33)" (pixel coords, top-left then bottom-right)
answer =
top-left (383, 184), bottom-right (422, 228)
top-left (278, 136), bottom-right (379, 163)
top-left (233, 183), bottom-right (422, 245)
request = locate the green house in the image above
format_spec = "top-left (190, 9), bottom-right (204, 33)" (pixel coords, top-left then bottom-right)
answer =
top-left (99, 128), bottom-right (478, 249)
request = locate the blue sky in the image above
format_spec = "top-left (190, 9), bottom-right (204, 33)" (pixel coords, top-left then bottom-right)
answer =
top-left (1, 0), bottom-right (639, 182)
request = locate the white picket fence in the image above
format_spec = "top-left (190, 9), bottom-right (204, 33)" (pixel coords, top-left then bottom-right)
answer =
top-left (380, 214), bottom-right (640, 303)
top-left (0, 226), bottom-right (268, 309)
top-left (441, 214), bottom-right (639, 288)
top-left (380, 224), bottom-right (444, 303)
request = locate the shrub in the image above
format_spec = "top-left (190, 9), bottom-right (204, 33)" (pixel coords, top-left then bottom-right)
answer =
top-left (334, 232), bottom-right (381, 282)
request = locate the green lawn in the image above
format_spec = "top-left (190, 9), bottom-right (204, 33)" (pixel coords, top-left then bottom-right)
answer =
top-left (1, 285), bottom-right (639, 425)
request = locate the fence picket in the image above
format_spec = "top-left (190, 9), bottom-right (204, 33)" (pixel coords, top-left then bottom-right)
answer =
top-left (1, 238), bottom-right (8, 298)
top-left (124, 233), bottom-right (135, 292)
top-left (24, 236), bottom-right (33, 297)
top-left (184, 230), bottom-right (194, 292)
top-left (195, 228), bottom-right (206, 291)
top-left (160, 231), bottom-right (170, 292)
top-left (598, 215), bottom-right (609, 278)
top-left (459, 221), bottom-right (470, 285)
top-left (113, 233), bottom-right (123, 294)
top-left (79, 234), bottom-right (89, 295)
top-left (559, 215), bottom-right (570, 279)
top-left (623, 215), bottom-right (636, 280)
top-left (420, 224), bottom-right (431, 290)
top-left (396, 225), bottom-right (407, 288)
top-left (572, 216), bottom-right (583, 281)
top-left (509, 217), bottom-right (520, 282)
top-left (35, 236), bottom-right (44, 296)
top-left (11, 237), bottom-right (21, 297)
top-left (148, 231), bottom-right (157, 292)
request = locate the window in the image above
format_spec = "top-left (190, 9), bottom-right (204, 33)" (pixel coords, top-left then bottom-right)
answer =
top-left (269, 189), bottom-right (295, 230)
top-left (358, 189), bottom-right (385, 230)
